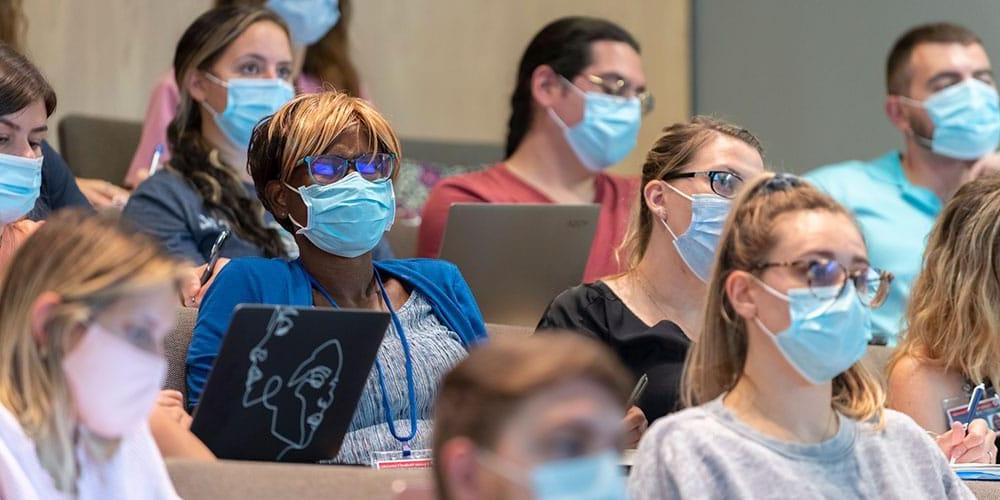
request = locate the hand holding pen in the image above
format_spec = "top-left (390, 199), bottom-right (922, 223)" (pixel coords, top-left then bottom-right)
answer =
top-left (936, 383), bottom-right (998, 464)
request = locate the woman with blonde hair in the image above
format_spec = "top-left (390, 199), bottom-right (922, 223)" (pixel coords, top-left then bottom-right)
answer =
top-left (0, 210), bottom-right (185, 498)
top-left (888, 175), bottom-right (1000, 463)
top-left (188, 91), bottom-right (486, 464)
top-left (629, 174), bottom-right (973, 499)
top-left (538, 116), bottom-right (765, 425)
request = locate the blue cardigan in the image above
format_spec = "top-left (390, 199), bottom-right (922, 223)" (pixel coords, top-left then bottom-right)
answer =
top-left (186, 257), bottom-right (487, 408)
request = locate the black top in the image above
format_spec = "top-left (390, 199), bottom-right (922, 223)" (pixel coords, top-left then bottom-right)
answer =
top-left (537, 281), bottom-right (691, 421)
top-left (28, 141), bottom-right (92, 221)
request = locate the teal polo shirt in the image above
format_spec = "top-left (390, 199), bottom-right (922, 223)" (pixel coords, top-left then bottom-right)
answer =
top-left (805, 151), bottom-right (942, 345)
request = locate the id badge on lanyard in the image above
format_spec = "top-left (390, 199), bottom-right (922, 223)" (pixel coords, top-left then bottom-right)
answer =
top-left (944, 393), bottom-right (1000, 431)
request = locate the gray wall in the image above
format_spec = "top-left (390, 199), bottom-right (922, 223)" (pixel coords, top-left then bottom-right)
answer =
top-left (693, 0), bottom-right (1000, 173)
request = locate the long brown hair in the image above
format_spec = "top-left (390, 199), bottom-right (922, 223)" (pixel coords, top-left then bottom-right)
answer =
top-left (168, 5), bottom-right (290, 258)
top-left (682, 174), bottom-right (885, 422)
top-left (891, 175), bottom-right (1000, 387)
top-left (0, 210), bottom-right (182, 492)
top-left (618, 116), bottom-right (763, 270)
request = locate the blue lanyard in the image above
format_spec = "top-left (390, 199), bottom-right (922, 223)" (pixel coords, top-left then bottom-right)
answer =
top-left (303, 263), bottom-right (418, 446)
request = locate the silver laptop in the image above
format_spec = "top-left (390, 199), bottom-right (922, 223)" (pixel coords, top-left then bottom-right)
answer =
top-left (438, 203), bottom-right (600, 326)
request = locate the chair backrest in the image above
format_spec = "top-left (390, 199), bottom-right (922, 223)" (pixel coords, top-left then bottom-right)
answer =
top-left (57, 114), bottom-right (142, 185)
top-left (485, 323), bottom-right (534, 340)
top-left (400, 138), bottom-right (503, 167)
top-left (167, 459), bottom-right (431, 500)
top-left (164, 307), bottom-right (198, 400)
top-left (387, 220), bottom-right (420, 259)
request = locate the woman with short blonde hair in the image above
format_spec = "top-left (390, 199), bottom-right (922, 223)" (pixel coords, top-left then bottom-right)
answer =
top-left (0, 210), bottom-right (184, 498)
top-left (629, 174), bottom-right (973, 499)
top-left (188, 91), bottom-right (486, 464)
top-left (888, 175), bottom-right (1000, 463)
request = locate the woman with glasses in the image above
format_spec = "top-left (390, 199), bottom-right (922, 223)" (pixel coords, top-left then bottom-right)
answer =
top-left (887, 176), bottom-right (1000, 464)
top-left (630, 174), bottom-right (974, 499)
top-left (537, 117), bottom-right (765, 428)
top-left (187, 91), bottom-right (487, 464)
top-left (417, 16), bottom-right (650, 283)
top-left (0, 210), bottom-right (186, 499)
top-left (123, 6), bottom-right (392, 307)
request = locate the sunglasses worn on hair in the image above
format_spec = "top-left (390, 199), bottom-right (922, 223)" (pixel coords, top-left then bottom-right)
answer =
top-left (751, 258), bottom-right (893, 308)
top-left (300, 153), bottom-right (398, 185)
top-left (662, 170), bottom-right (744, 199)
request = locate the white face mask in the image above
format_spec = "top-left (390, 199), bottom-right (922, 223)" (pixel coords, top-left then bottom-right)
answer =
top-left (62, 323), bottom-right (166, 439)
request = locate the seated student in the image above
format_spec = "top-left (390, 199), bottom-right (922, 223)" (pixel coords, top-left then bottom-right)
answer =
top-left (433, 334), bottom-right (632, 500)
top-left (629, 174), bottom-right (974, 499)
top-left (538, 117), bottom-right (765, 422)
top-left (0, 2), bottom-right (127, 211)
top-left (122, 5), bottom-right (301, 276)
top-left (805, 23), bottom-right (1000, 345)
top-left (124, 0), bottom-right (359, 189)
top-left (0, 210), bottom-right (188, 499)
top-left (0, 42), bottom-right (51, 269)
top-left (888, 176), bottom-right (1000, 463)
top-left (418, 17), bottom-right (650, 283)
top-left (187, 91), bottom-right (487, 464)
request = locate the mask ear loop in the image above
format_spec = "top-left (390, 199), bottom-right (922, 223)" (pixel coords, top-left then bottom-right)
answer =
top-left (894, 95), bottom-right (935, 149)
top-left (657, 181), bottom-right (691, 242)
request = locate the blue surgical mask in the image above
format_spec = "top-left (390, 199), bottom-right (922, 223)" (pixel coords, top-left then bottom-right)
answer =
top-left (903, 78), bottom-right (1000, 160)
top-left (266, 0), bottom-right (341, 46)
top-left (0, 152), bottom-right (42, 224)
top-left (548, 78), bottom-right (641, 172)
top-left (660, 183), bottom-right (730, 282)
top-left (753, 278), bottom-right (871, 384)
top-left (203, 74), bottom-right (295, 149)
top-left (479, 449), bottom-right (627, 500)
top-left (285, 172), bottom-right (395, 258)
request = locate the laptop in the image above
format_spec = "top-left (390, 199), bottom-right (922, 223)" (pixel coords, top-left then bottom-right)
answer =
top-left (438, 203), bottom-right (600, 326)
top-left (191, 305), bottom-right (389, 462)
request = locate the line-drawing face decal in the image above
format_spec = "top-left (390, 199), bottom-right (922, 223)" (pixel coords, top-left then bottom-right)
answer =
top-left (242, 307), bottom-right (344, 459)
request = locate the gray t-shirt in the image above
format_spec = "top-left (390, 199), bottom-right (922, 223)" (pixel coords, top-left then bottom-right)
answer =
top-left (628, 396), bottom-right (973, 499)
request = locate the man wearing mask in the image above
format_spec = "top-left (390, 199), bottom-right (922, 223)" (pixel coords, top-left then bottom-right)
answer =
top-left (806, 22), bottom-right (1000, 345)
top-left (417, 17), bottom-right (650, 283)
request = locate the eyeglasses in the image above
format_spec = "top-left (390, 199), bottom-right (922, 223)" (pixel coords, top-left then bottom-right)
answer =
top-left (662, 170), bottom-right (745, 199)
top-left (750, 258), bottom-right (893, 308)
top-left (299, 153), bottom-right (398, 185)
top-left (584, 74), bottom-right (655, 115)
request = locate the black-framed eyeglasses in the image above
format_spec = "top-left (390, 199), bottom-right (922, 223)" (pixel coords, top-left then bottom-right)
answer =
top-left (584, 74), bottom-right (655, 115)
top-left (298, 153), bottom-right (398, 185)
top-left (750, 258), bottom-right (893, 308)
top-left (662, 170), bottom-right (745, 199)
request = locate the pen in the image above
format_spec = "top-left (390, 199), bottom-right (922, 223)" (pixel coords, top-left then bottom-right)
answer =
top-left (149, 144), bottom-right (163, 175)
top-left (627, 373), bottom-right (649, 408)
top-left (951, 383), bottom-right (985, 465)
top-left (200, 228), bottom-right (231, 286)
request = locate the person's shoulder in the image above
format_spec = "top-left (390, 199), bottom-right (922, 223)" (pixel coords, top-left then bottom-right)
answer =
top-left (805, 151), bottom-right (898, 191)
top-left (549, 282), bottom-right (613, 311)
top-left (130, 169), bottom-right (194, 198)
top-left (378, 257), bottom-right (461, 279)
top-left (223, 256), bottom-right (296, 279)
top-left (599, 172), bottom-right (641, 191)
top-left (644, 404), bottom-right (719, 443)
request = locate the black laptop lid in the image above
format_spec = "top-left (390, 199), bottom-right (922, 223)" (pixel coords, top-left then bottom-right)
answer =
top-left (191, 305), bottom-right (389, 462)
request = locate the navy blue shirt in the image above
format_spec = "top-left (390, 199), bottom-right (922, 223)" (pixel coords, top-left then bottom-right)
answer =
top-left (122, 169), bottom-right (394, 264)
top-left (28, 141), bottom-right (92, 221)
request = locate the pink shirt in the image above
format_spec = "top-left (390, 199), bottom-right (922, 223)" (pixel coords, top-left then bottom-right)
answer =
top-left (417, 163), bottom-right (640, 283)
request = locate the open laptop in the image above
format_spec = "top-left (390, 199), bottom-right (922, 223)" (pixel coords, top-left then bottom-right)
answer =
top-left (438, 203), bottom-right (600, 326)
top-left (191, 305), bottom-right (389, 462)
